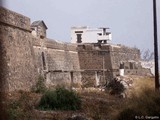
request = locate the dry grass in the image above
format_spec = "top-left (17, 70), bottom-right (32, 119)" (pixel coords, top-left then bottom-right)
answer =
top-left (125, 75), bottom-right (154, 97)
top-left (132, 76), bottom-right (154, 89)
top-left (6, 91), bottom-right (41, 120)
top-left (6, 76), bottom-right (157, 120)
top-left (6, 89), bottom-right (122, 120)
top-left (114, 88), bottom-right (160, 120)
top-left (113, 76), bottom-right (160, 120)
top-left (80, 89), bottom-right (125, 120)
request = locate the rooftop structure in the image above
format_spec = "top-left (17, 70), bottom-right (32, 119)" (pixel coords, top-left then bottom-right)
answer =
top-left (71, 26), bottom-right (112, 44)
top-left (31, 20), bottom-right (48, 39)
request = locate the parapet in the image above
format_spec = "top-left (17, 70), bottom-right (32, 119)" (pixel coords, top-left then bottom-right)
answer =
top-left (77, 43), bottom-right (111, 51)
top-left (45, 39), bottom-right (78, 51)
top-left (110, 44), bottom-right (140, 54)
top-left (0, 7), bottom-right (31, 31)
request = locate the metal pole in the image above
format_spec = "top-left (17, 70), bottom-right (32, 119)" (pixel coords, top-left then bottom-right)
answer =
top-left (153, 0), bottom-right (159, 90)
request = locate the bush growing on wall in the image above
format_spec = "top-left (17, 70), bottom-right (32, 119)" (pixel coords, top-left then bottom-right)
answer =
top-left (37, 86), bottom-right (81, 110)
top-left (31, 75), bottom-right (47, 93)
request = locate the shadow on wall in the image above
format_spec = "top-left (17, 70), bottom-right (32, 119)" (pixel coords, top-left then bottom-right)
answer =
top-left (0, 1), bottom-right (8, 120)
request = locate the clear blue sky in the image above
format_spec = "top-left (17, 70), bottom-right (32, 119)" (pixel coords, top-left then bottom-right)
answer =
top-left (2, 0), bottom-right (160, 51)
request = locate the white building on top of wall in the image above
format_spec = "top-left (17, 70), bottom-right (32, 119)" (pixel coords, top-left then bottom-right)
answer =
top-left (71, 26), bottom-right (112, 44)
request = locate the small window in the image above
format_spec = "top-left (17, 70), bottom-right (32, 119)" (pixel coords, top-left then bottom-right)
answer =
top-left (76, 34), bottom-right (82, 43)
top-left (42, 52), bottom-right (46, 70)
top-left (98, 33), bottom-right (102, 36)
top-left (83, 45), bottom-right (86, 49)
top-left (130, 62), bottom-right (134, 69)
top-left (40, 35), bottom-right (44, 39)
top-left (119, 62), bottom-right (124, 69)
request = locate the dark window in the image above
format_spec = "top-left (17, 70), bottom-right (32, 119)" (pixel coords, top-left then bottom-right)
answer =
top-left (75, 31), bottom-right (83, 33)
top-left (76, 34), bottom-right (82, 43)
top-left (40, 35), bottom-right (44, 39)
top-left (42, 52), bottom-right (46, 70)
top-left (130, 62), bottom-right (133, 69)
top-left (120, 62), bottom-right (124, 69)
top-left (98, 33), bottom-right (102, 36)
top-left (98, 40), bottom-right (103, 44)
top-left (83, 45), bottom-right (86, 49)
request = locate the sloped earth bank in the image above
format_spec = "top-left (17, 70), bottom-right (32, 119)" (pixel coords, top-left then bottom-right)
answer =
top-left (5, 76), bottom-right (154, 120)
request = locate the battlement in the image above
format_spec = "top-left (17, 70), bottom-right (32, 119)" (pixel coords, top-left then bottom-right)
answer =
top-left (77, 43), bottom-right (139, 55)
top-left (77, 43), bottom-right (111, 51)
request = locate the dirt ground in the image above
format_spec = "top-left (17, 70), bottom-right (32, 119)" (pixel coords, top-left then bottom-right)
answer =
top-left (5, 76), bottom-right (154, 120)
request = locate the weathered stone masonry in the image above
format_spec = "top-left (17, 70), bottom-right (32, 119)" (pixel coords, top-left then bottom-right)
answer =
top-left (0, 7), bottom-right (37, 91)
top-left (33, 38), bottom-right (82, 87)
top-left (77, 44), bottom-right (141, 87)
top-left (0, 7), bottom-right (151, 91)
top-left (78, 44), bottom-right (112, 87)
top-left (0, 7), bottom-right (81, 91)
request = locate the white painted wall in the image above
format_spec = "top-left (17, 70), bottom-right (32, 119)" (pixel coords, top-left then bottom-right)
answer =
top-left (71, 26), bottom-right (112, 43)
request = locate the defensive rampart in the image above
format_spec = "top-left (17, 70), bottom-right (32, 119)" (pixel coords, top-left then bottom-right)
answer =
top-left (0, 7), bottom-right (81, 91)
top-left (0, 7), bottom-right (150, 91)
top-left (33, 38), bottom-right (81, 87)
top-left (0, 7), bottom-right (37, 91)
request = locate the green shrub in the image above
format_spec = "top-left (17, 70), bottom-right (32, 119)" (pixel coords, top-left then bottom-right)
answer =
top-left (106, 79), bottom-right (125, 95)
top-left (115, 88), bottom-right (160, 120)
top-left (37, 86), bottom-right (81, 110)
top-left (32, 75), bottom-right (47, 93)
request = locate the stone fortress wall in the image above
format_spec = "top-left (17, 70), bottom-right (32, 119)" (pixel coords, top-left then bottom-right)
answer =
top-left (0, 7), bottom-right (81, 91)
top-left (0, 7), bottom-right (151, 91)
top-left (33, 37), bottom-right (82, 87)
top-left (77, 43), bottom-right (145, 87)
top-left (0, 7), bottom-right (37, 91)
